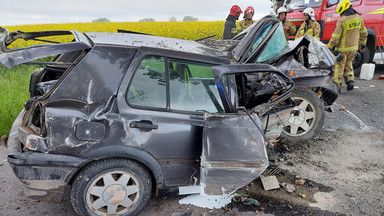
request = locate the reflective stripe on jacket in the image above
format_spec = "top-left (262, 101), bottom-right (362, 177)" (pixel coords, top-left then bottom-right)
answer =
top-left (237, 19), bottom-right (255, 33)
top-left (295, 20), bottom-right (321, 40)
top-left (327, 14), bottom-right (368, 52)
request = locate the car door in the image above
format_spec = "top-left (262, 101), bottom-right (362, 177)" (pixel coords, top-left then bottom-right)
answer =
top-left (200, 64), bottom-right (295, 195)
top-left (117, 52), bottom-right (227, 187)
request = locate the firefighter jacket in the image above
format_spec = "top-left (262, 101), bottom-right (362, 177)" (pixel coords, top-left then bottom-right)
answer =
top-left (223, 15), bottom-right (238, 39)
top-left (295, 20), bottom-right (321, 40)
top-left (327, 13), bottom-right (367, 52)
top-left (237, 19), bottom-right (255, 33)
top-left (282, 19), bottom-right (296, 41)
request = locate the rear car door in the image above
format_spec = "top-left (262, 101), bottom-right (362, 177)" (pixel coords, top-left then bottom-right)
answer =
top-left (117, 51), bottom-right (227, 187)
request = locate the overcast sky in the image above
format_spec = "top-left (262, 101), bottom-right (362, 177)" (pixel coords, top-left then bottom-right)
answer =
top-left (1, 0), bottom-right (274, 26)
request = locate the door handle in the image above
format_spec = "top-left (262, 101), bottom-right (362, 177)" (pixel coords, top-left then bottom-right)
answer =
top-left (130, 121), bottom-right (158, 130)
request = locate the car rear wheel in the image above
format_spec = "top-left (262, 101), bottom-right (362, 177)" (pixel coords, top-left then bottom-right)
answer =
top-left (71, 158), bottom-right (152, 216)
top-left (282, 89), bottom-right (325, 144)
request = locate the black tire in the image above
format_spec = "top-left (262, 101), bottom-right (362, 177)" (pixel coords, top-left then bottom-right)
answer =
top-left (71, 158), bottom-right (152, 216)
top-left (29, 68), bottom-right (46, 97)
top-left (353, 47), bottom-right (370, 77)
top-left (282, 89), bottom-right (325, 144)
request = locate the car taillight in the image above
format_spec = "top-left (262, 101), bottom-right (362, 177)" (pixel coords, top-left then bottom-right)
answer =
top-left (25, 134), bottom-right (48, 153)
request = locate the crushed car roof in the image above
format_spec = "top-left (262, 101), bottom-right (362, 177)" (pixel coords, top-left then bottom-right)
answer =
top-left (0, 30), bottom-right (228, 69)
top-left (84, 32), bottom-right (227, 58)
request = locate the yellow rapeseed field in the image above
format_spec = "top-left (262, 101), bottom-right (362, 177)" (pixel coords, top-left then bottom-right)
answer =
top-left (4, 21), bottom-right (225, 48)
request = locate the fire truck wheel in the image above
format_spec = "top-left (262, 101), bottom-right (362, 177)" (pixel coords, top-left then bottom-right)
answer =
top-left (353, 47), bottom-right (370, 77)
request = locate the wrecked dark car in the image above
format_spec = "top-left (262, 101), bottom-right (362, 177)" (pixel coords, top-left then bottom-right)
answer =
top-left (0, 29), bottom-right (294, 215)
top-left (201, 16), bottom-right (339, 144)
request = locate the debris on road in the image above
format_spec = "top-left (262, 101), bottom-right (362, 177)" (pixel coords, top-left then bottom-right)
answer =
top-left (267, 165), bottom-right (282, 175)
top-left (178, 194), bottom-right (233, 209)
top-left (242, 198), bottom-right (260, 206)
top-left (232, 195), bottom-right (260, 206)
top-left (280, 182), bottom-right (296, 193)
top-left (345, 193), bottom-right (353, 197)
top-left (260, 175), bottom-right (280, 191)
top-left (295, 176), bottom-right (305, 185)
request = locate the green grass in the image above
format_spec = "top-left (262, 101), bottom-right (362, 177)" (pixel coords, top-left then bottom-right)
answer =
top-left (0, 65), bottom-right (37, 136)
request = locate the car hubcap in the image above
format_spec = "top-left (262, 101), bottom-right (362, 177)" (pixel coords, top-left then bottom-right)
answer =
top-left (285, 97), bottom-right (316, 136)
top-left (86, 170), bottom-right (140, 215)
top-left (103, 184), bottom-right (126, 205)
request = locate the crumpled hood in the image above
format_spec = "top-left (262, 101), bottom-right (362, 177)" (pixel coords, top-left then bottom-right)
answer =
top-left (272, 35), bottom-right (336, 70)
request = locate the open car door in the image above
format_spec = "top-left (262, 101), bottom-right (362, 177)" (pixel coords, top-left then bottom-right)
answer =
top-left (200, 64), bottom-right (295, 195)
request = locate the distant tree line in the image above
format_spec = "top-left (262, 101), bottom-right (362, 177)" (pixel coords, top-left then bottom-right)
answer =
top-left (92, 18), bottom-right (110, 22)
top-left (92, 16), bottom-right (199, 23)
top-left (139, 16), bottom-right (198, 22)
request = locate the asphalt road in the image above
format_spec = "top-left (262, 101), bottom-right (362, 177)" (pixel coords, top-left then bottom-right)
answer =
top-left (0, 65), bottom-right (383, 216)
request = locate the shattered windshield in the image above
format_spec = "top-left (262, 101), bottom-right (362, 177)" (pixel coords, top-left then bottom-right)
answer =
top-left (285, 0), bottom-right (322, 10)
top-left (256, 22), bottom-right (287, 63)
top-left (244, 24), bottom-right (272, 60)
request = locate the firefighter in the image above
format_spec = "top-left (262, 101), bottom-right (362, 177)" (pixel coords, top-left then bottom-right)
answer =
top-left (327, 0), bottom-right (367, 91)
top-left (223, 5), bottom-right (242, 39)
top-left (237, 6), bottom-right (255, 33)
top-left (277, 7), bottom-right (296, 42)
top-left (295, 8), bottom-right (321, 39)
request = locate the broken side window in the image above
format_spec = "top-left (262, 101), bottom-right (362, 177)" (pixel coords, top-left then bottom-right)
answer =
top-left (168, 59), bottom-right (224, 113)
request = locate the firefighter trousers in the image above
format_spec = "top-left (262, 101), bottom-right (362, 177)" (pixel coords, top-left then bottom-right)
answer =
top-left (334, 50), bottom-right (356, 88)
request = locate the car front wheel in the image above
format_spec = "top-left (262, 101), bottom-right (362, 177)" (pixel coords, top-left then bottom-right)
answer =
top-left (71, 158), bottom-right (152, 216)
top-left (282, 89), bottom-right (325, 144)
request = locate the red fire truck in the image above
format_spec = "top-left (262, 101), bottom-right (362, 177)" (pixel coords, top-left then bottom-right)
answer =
top-left (278, 0), bottom-right (384, 75)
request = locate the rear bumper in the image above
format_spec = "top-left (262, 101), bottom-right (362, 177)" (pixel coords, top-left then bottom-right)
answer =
top-left (6, 112), bottom-right (86, 202)
top-left (7, 151), bottom-right (86, 202)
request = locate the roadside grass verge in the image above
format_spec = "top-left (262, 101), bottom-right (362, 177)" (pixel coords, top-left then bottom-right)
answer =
top-left (0, 65), bottom-right (37, 136)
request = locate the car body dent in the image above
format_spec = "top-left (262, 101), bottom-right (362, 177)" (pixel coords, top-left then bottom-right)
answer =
top-left (229, 16), bottom-right (337, 97)
top-left (84, 32), bottom-right (228, 59)
top-left (2, 29), bottom-right (295, 205)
